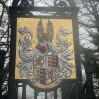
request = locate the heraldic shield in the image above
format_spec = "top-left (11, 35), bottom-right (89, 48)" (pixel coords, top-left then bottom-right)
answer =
top-left (15, 18), bottom-right (76, 89)
top-left (34, 55), bottom-right (58, 85)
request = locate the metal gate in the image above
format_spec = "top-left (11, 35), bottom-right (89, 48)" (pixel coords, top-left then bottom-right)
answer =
top-left (0, 0), bottom-right (96, 99)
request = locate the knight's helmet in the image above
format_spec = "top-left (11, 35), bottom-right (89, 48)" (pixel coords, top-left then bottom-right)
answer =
top-left (37, 19), bottom-right (54, 42)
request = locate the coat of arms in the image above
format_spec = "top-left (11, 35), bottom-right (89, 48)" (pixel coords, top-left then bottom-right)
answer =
top-left (17, 19), bottom-right (75, 87)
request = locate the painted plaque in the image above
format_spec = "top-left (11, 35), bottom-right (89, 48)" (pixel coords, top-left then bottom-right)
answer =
top-left (15, 18), bottom-right (76, 89)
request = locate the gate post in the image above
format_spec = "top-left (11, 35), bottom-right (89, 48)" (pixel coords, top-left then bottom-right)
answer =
top-left (22, 83), bottom-right (26, 99)
top-left (0, 50), bottom-right (6, 99)
top-left (8, 7), bottom-right (17, 99)
top-left (82, 48), bottom-right (96, 99)
top-left (72, 10), bottom-right (83, 99)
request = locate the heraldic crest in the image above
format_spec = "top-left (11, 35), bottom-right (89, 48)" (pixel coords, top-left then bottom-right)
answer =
top-left (17, 19), bottom-right (75, 87)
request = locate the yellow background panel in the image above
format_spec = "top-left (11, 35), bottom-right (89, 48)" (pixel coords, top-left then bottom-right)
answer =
top-left (15, 18), bottom-right (76, 89)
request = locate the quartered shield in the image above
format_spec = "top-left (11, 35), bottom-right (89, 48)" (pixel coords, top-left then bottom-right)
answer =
top-left (34, 55), bottom-right (58, 85)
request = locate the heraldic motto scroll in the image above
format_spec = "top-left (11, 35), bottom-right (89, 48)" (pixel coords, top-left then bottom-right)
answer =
top-left (15, 18), bottom-right (76, 89)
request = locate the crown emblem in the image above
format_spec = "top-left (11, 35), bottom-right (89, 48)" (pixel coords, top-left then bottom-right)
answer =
top-left (37, 19), bottom-right (54, 42)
